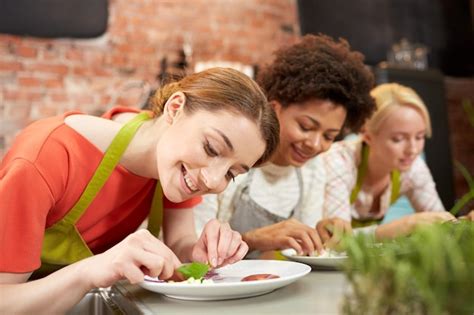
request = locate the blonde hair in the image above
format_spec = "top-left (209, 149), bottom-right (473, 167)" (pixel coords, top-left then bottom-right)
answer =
top-left (148, 67), bottom-right (280, 166)
top-left (366, 83), bottom-right (432, 137)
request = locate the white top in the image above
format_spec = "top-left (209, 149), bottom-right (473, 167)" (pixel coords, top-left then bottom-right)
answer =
top-left (194, 157), bottom-right (327, 234)
top-left (320, 138), bottom-right (445, 223)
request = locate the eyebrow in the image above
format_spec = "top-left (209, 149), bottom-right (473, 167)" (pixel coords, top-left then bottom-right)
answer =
top-left (305, 116), bottom-right (341, 133)
top-left (212, 128), bottom-right (250, 172)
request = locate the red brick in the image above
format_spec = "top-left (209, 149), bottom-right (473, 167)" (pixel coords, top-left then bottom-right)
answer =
top-left (18, 77), bottom-right (42, 87)
top-left (27, 63), bottom-right (69, 75)
top-left (0, 61), bottom-right (23, 71)
top-left (44, 78), bottom-right (64, 89)
top-left (16, 46), bottom-right (38, 58)
top-left (65, 49), bottom-right (84, 61)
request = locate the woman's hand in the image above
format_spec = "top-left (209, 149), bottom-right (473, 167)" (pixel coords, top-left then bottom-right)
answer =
top-left (375, 211), bottom-right (456, 240)
top-left (459, 210), bottom-right (474, 221)
top-left (242, 218), bottom-right (323, 256)
top-left (192, 219), bottom-right (248, 268)
top-left (315, 218), bottom-right (352, 249)
top-left (81, 229), bottom-right (181, 288)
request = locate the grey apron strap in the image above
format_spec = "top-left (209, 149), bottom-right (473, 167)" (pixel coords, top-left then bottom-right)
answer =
top-left (229, 167), bottom-right (304, 234)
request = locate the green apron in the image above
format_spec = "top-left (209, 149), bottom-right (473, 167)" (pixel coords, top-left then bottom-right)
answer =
top-left (350, 143), bottom-right (400, 228)
top-left (36, 112), bottom-right (163, 277)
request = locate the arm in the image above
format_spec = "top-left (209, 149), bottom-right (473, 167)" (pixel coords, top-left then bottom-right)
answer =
top-left (374, 211), bottom-right (456, 240)
top-left (162, 207), bottom-right (198, 262)
top-left (404, 158), bottom-right (445, 213)
top-left (0, 230), bottom-right (181, 314)
top-left (373, 158), bottom-right (453, 240)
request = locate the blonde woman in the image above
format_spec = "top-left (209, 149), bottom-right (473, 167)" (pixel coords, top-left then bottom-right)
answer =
top-left (321, 83), bottom-right (455, 241)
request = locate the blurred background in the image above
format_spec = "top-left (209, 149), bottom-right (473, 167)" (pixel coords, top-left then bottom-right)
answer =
top-left (0, 0), bottom-right (472, 212)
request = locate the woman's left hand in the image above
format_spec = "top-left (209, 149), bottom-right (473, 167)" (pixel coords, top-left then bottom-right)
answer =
top-left (191, 219), bottom-right (248, 268)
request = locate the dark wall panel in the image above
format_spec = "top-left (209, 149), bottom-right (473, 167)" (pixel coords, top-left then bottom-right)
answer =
top-left (298, 0), bottom-right (474, 76)
top-left (0, 0), bottom-right (108, 38)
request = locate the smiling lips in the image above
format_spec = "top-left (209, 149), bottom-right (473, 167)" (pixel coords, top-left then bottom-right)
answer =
top-left (291, 144), bottom-right (313, 163)
top-left (181, 165), bottom-right (199, 193)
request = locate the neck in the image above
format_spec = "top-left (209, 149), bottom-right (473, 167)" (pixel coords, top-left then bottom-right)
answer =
top-left (269, 149), bottom-right (289, 167)
top-left (120, 116), bottom-right (166, 178)
top-left (365, 148), bottom-right (391, 185)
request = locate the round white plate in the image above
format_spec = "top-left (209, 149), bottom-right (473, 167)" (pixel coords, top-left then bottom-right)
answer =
top-left (280, 249), bottom-right (347, 269)
top-left (139, 260), bottom-right (311, 301)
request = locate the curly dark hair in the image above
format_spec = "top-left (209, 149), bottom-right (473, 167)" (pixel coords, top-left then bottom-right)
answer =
top-left (257, 34), bottom-right (375, 133)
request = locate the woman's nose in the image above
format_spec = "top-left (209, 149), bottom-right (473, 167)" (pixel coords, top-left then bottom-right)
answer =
top-left (200, 165), bottom-right (227, 192)
top-left (304, 133), bottom-right (322, 152)
top-left (406, 139), bottom-right (418, 155)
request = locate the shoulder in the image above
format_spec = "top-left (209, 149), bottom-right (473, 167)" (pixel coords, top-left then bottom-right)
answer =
top-left (320, 139), bottom-right (361, 174)
top-left (402, 156), bottom-right (434, 185)
top-left (2, 112), bottom-right (105, 200)
top-left (65, 109), bottom-right (138, 153)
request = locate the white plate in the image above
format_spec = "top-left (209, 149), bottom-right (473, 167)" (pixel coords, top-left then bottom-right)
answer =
top-left (139, 260), bottom-right (311, 301)
top-left (280, 249), bottom-right (348, 269)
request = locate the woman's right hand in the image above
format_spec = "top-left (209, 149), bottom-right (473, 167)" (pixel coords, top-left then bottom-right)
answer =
top-left (81, 229), bottom-right (182, 289)
top-left (242, 218), bottom-right (323, 256)
top-left (315, 217), bottom-right (352, 249)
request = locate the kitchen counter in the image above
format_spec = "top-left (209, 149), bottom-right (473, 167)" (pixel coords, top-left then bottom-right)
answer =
top-left (117, 270), bottom-right (349, 315)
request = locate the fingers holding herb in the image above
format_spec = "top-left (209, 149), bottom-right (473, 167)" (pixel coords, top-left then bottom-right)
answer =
top-left (192, 219), bottom-right (248, 268)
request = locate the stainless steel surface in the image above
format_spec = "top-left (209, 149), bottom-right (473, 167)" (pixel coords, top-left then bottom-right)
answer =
top-left (120, 270), bottom-right (349, 315)
top-left (67, 286), bottom-right (143, 315)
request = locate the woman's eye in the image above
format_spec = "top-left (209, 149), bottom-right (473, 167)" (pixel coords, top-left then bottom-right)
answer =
top-left (324, 135), bottom-right (335, 141)
top-left (204, 141), bottom-right (219, 157)
top-left (299, 123), bottom-right (311, 132)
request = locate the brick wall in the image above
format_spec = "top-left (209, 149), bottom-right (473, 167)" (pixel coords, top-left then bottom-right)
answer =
top-left (0, 0), bottom-right (472, 202)
top-left (0, 0), bottom-right (300, 156)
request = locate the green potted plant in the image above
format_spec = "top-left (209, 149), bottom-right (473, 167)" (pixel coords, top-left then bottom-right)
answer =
top-left (341, 221), bottom-right (474, 315)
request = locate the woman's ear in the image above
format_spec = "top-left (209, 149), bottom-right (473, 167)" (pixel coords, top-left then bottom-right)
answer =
top-left (270, 100), bottom-right (283, 118)
top-left (361, 128), bottom-right (372, 145)
top-left (163, 92), bottom-right (186, 124)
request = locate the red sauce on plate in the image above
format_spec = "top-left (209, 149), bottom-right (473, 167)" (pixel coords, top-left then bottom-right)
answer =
top-left (241, 274), bottom-right (280, 281)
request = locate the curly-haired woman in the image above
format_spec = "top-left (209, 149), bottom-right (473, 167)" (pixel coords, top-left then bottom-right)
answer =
top-left (194, 34), bottom-right (376, 257)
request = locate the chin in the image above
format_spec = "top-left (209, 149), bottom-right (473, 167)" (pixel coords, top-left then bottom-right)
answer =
top-left (161, 185), bottom-right (186, 203)
top-left (289, 159), bottom-right (305, 167)
top-left (396, 163), bottom-right (411, 172)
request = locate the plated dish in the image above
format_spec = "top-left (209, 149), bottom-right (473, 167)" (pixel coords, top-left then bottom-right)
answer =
top-left (139, 260), bottom-right (311, 301)
top-left (280, 248), bottom-right (348, 269)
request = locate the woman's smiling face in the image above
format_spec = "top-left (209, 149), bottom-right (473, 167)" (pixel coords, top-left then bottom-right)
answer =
top-left (271, 99), bottom-right (347, 167)
top-left (156, 108), bottom-right (265, 203)
top-left (365, 105), bottom-right (427, 172)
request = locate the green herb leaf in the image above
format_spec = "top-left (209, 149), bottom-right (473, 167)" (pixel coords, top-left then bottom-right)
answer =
top-left (177, 262), bottom-right (210, 280)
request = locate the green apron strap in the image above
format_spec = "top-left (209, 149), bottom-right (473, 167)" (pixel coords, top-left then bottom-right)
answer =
top-left (147, 181), bottom-right (163, 237)
top-left (350, 143), bottom-right (400, 228)
top-left (64, 112), bottom-right (151, 225)
top-left (350, 143), bottom-right (369, 204)
top-left (390, 170), bottom-right (401, 204)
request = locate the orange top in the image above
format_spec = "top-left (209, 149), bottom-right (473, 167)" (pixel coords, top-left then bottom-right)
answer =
top-left (0, 107), bottom-right (201, 272)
